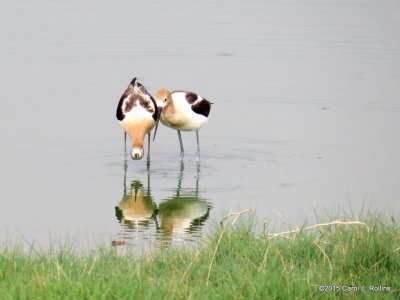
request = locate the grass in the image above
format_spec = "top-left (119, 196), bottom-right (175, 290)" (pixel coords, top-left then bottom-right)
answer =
top-left (0, 213), bottom-right (399, 299)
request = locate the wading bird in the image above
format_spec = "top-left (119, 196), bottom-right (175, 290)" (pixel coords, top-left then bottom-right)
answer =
top-left (154, 89), bottom-right (211, 162)
top-left (116, 78), bottom-right (158, 164)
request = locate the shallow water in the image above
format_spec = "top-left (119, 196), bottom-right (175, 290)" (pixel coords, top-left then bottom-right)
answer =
top-left (1, 0), bottom-right (399, 250)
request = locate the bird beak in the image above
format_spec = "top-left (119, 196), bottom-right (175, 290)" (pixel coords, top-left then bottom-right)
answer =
top-left (153, 107), bottom-right (163, 141)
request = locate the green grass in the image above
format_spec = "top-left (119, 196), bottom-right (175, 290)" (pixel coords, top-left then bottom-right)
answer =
top-left (0, 214), bottom-right (399, 299)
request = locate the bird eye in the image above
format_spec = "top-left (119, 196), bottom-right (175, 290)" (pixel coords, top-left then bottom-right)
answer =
top-left (164, 98), bottom-right (167, 102)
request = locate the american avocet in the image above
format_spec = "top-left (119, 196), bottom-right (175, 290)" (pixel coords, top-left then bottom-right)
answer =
top-left (116, 78), bottom-right (158, 163)
top-left (154, 89), bottom-right (211, 162)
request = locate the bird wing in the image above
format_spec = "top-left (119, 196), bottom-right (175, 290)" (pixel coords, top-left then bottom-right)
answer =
top-left (116, 78), bottom-right (158, 121)
top-left (172, 90), bottom-right (211, 117)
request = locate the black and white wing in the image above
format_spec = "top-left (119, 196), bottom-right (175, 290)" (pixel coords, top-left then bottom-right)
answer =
top-left (116, 77), bottom-right (158, 121)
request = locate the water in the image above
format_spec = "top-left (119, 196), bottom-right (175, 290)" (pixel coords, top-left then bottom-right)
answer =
top-left (1, 0), bottom-right (399, 251)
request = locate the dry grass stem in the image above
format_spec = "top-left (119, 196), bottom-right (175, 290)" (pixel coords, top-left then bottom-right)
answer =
top-left (206, 222), bottom-right (227, 286)
top-left (313, 240), bottom-right (333, 279)
top-left (180, 249), bottom-right (202, 283)
top-left (219, 209), bottom-right (253, 226)
top-left (206, 209), bottom-right (253, 286)
top-left (265, 220), bottom-right (368, 239)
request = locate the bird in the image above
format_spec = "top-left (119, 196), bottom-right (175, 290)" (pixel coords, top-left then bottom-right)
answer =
top-left (116, 78), bottom-right (158, 164)
top-left (153, 89), bottom-right (211, 162)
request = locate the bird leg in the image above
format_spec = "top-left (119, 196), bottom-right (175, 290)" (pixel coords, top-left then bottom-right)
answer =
top-left (196, 130), bottom-right (200, 162)
top-left (146, 132), bottom-right (151, 168)
top-left (178, 130), bottom-right (184, 161)
top-left (124, 132), bottom-right (127, 160)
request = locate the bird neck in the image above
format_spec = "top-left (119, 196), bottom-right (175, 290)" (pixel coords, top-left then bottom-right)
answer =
top-left (164, 96), bottom-right (175, 113)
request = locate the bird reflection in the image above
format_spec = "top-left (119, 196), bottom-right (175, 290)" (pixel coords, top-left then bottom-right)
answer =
top-left (114, 162), bottom-right (211, 250)
top-left (115, 167), bottom-right (157, 244)
top-left (156, 163), bottom-right (211, 249)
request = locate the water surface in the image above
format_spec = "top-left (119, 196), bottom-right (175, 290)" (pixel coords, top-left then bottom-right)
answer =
top-left (1, 0), bottom-right (399, 250)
